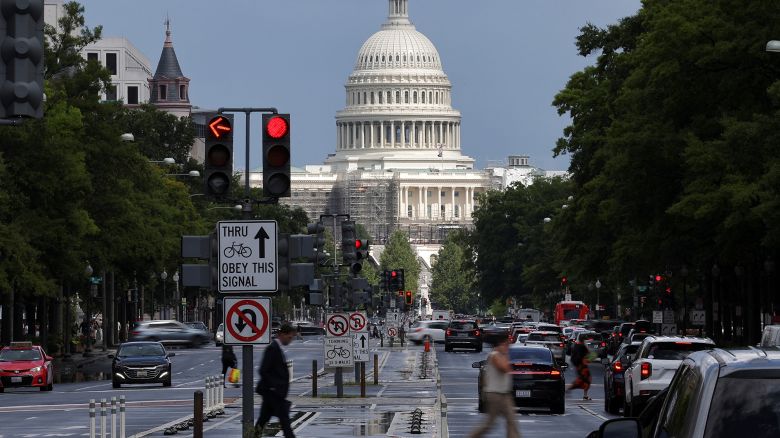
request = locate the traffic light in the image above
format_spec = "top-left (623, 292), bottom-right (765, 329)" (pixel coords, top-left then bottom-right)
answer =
top-left (388, 269), bottom-right (405, 291)
top-left (396, 269), bottom-right (405, 291)
top-left (306, 222), bottom-right (326, 262)
top-left (561, 276), bottom-right (568, 287)
top-left (405, 290), bottom-right (413, 306)
top-left (277, 233), bottom-right (316, 291)
top-left (204, 114), bottom-right (234, 197)
top-left (262, 113), bottom-right (291, 198)
top-left (355, 238), bottom-right (370, 262)
top-left (0, 0), bottom-right (44, 119)
top-left (380, 270), bottom-right (389, 290)
top-left (341, 220), bottom-right (357, 265)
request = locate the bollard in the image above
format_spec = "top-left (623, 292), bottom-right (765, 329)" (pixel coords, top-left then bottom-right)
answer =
top-left (287, 360), bottom-right (294, 383)
top-left (205, 377), bottom-right (211, 410)
top-left (193, 390), bottom-right (203, 438)
top-left (380, 333), bottom-right (383, 347)
top-left (100, 399), bottom-right (106, 438)
top-left (89, 399), bottom-right (96, 438)
top-left (374, 353), bottom-right (379, 385)
top-left (424, 338), bottom-right (430, 352)
top-left (312, 360), bottom-right (318, 397)
top-left (360, 362), bottom-right (366, 398)
top-left (119, 396), bottom-right (126, 438)
top-left (218, 376), bottom-right (224, 408)
top-left (111, 397), bottom-right (116, 438)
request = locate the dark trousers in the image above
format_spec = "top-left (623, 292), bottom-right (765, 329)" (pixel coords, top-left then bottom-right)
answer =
top-left (255, 390), bottom-right (294, 438)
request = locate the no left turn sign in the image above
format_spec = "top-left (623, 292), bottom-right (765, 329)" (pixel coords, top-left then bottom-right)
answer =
top-left (224, 297), bottom-right (271, 345)
top-left (326, 313), bottom-right (349, 337)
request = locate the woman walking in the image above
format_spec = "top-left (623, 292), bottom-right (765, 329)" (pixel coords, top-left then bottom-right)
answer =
top-left (221, 345), bottom-right (237, 387)
top-left (568, 341), bottom-right (592, 400)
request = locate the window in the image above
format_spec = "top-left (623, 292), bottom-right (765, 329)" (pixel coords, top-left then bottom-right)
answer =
top-left (441, 205), bottom-right (445, 217)
top-left (509, 348), bottom-right (553, 364)
top-left (427, 191), bottom-right (432, 197)
top-left (704, 371), bottom-right (780, 438)
top-left (408, 192), bottom-right (413, 198)
top-left (159, 85), bottom-right (167, 100)
top-left (127, 86), bottom-right (138, 105)
top-left (179, 85), bottom-right (186, 100)
top-left (441, 191), bottom-right (445, 197)
top-left (454, 191), bottom-right (459, 197)
top-left (105, 85), bottom-right (117, 101)
top-left (387, 91), bottom-right (392, 103)
top-left (413, 91), bottom-right (417, 103)
top-left (396, 91), bottom-right (400, 103)
top-left (371, 92), bottom-right (375, 104)
top-left (378, 92), bottom-right (383, 104)
top-left (310, 192), bottom-right (317, 197)
top-left (454, 205), bottom-right (460, 218)
top-left (421, 92), bottom-right (425, 103)
top-left (87, 52), bottom-right (98, 63)
top-left (427, 205), bottom-right (432, 218)
top-left (405, 91), bottom-right (409, 103)
top-left (105, 52), bottom-right (118, 75)
top-left (407, 206), bottom-right (413, 218)
top-left (659, 366), bottom-right (702, 437)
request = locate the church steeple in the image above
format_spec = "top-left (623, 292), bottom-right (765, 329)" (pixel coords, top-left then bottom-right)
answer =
top-left (148, 17), bottom-right (191, 117)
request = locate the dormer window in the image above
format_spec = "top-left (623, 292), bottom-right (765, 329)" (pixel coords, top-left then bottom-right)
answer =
top-left (179, 84), bottom-right (186, 100)
top-left (159, 85), bottom-right (167, 100)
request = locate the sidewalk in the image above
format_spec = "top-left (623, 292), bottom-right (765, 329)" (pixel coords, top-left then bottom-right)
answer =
top-left (170, 343), bottom-right (444, 437)
top-left (54, 348), bottom-right (116, 382)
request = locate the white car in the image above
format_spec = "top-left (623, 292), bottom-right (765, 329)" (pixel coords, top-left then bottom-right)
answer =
top-left (215, 323), bottom-right (224, 346)
top-left (514, 333), bottom-right (529, 344)
top-left (407, 320), bottom-right (449, 344)
top-left (623, 335), bottom-right (715, 416)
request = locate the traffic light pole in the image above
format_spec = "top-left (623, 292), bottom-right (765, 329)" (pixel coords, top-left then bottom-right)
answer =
top-left (217, 107), bottom-right (278, 438)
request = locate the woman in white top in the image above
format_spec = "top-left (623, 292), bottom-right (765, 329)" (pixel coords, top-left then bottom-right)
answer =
top-left (469, 339), bottom-right (521, 438)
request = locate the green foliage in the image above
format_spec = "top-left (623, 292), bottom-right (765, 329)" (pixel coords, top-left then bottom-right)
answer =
top-left (430, 231), bottom-right (476, 313)
top-left (380, 230), bottom-right (420, 292)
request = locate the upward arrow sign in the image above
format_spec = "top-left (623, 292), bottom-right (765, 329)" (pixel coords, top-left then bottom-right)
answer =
top-left (255, 227), bottom-right (270, 259)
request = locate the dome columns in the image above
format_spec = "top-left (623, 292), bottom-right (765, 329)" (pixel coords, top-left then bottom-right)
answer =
top-left (398, 185), bottom-right (480, 222)
top-left (336, 119), bottom-right (460, 150)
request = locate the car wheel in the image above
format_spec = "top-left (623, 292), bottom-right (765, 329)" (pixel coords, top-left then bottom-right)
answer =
top-left (607, 396), bottom-right (621, 415)
top-left (45, 383), bottom-right (53, 391)
top-left (0, 387), bottom-right (4, 393)
top-left (112, 381), bottom-right (120, 389)
top-left (163, 378), bottom-right (172, 387)
top-left (444, 344), bottom-right (452, 352)
top-left (475, 344), bottom-right (482, 353)
top-left (551, 399), bottom-right (565, 414)
top-left (477, 396), bottom-right (485, 413)
top-left (623, 395), bottom-right (632, 417)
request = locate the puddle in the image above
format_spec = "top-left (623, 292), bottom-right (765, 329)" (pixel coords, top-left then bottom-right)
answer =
top-left (352, 411), bottom-right (394, 436)
top-left (54, 371), bottom-right (110, 383)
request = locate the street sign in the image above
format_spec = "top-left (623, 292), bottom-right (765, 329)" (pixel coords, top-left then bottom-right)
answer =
top-left (352, 333), bottom-right (370, 362)
top-left (218, 221), bottom-right (278, 293)
top-left (223, 297), bottom-right (271, 345)
top-left (690, 310), bottom-right (706, 326)
top-left (663, 310), bottom-right (675, 324)
top-left (326, 313), bottom-right (350, 337)
top-left (386, 311), bottom-right (400, 325)
top-left (387, 326), bottom-right (398, 338)
top-left (661, 324), bottom-right (678, 336)
top-left (324, 337), bottom-right (353, 367)
top-left (652, 311), bottom-right (663, 324)
top-left (349, 311), bottom-right (368, 333)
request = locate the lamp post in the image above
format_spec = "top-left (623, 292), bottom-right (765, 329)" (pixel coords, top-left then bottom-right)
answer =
top-left (160, 269), bottom-right (168, 320)
top-left (680, 266), bottom-right (689, 334)
top-left (83, 262), bottom-right (94, 357)
top-left (173, 270), bottom-right (180, 321)
top-left (712, 264), bottom-right (721, 341)
top-left (595, 279), bottom-right (602, 319)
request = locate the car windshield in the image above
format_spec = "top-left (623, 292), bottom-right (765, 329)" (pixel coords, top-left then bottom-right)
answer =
top-left (450, 322), bottom-right (477, 330)
top-left (528, 333), bottom-right (560, 342)
top-left (704, 373), bottom-right (780, 438)
top-left (645, 342), bottom-right (712, 360)
top-left (578, 333), bottom-right (600, 342)
top-left (509, 348), bottom-right (553, 364)
top-left (217, 323), bottom-right (224, 331)
top-left (538, 325), bottom-right (562, 333)
top-left (619, 345), bottom-right (640, 360)
top-left (118, 344), bottom-right (165, 357)
top-left (0, 349), bottom-right (41, 361)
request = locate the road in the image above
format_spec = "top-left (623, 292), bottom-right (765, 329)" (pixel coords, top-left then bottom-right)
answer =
top-left (436, 342), bottom-right (618, 438)
top-left (0, 336), bottom-right (325, 438)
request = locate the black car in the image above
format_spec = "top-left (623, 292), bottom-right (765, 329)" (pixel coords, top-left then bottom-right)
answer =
top-left (480, 322), bottom-right (512, 345)
top-left (110, 342), bottom-right (175, 388)
top-left (603, 342), bottom-right (641, 414)
top-left (473, 344), bottom-right (565, 414)
top-left (613, 322), bottom-right (635, 350)
top-left (445, 320), bottom-right (483, 352)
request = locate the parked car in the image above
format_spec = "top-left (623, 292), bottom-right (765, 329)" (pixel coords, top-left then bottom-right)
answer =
top-left (595, 347), bottom-right (780, 438)
top-left (129, 320), bottom-right (209, 347)
top-left (525, 331), bottom-right (566, 365)
top-left (474, 344), bottom-right (565, 414)
top-left (0, 342), bottom-right (54, 392)
top-left (759, 324), bottom-right (780, 347)
top-left (408, 320), bottom-right (449, 344)
top-left (215, 323), bottom-right (224, 346)
top-left (444, 320), bottom-right (483, 352)
top-left (110, 342), bottom-right (174, 388)
top-left (603, 342), bottom-right (642, 414)
top-left (623, 335), bottom-right (715, 416)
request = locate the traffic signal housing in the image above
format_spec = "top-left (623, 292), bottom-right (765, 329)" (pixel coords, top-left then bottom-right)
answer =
top-left (204, 114), bottom-right (234, 197)
top-left (262, 113), bottom-right (291, 198)
top-left (388, 269), bottom-right (405, 291)
top-left (0, 0), bottom-right (44, 119)
top-left (405, 290), bottom-right (413, 306)
top-left (341, 220), bottom-right (357, 265)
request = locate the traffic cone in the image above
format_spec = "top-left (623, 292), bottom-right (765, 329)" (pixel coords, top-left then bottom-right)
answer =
top-left (424, 338), bottom-right (430, 352)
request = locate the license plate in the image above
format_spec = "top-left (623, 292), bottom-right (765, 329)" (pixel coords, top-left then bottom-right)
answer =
top-left (457, 333), bottom-right (468, 337)
top-left (11, 376), bottom-right (22, 383)
top-left (515, 390), bottom-right (531, 398)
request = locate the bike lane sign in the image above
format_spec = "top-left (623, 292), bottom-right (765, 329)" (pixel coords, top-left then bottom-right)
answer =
top-left (324, 337), bottom-right (354, 368)
top-left (218, 220), bottom-right (278, 293)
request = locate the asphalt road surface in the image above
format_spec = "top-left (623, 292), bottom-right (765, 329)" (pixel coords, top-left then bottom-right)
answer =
top-left (0, 336), bottom-right (325, 438)
top-left (437, 342), bottom-right (619, 438)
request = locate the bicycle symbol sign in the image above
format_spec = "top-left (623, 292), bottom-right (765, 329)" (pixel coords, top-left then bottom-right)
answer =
top-left (223, 242), bottom-right (252, 258)
top-left (326, 313), bottom-right (349, 337)
top-left (323, 337), bottom-right (353, 367)
top-left (326, 346), bottom-right (351, 360)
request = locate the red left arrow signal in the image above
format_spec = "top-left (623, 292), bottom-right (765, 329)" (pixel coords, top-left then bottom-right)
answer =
top-left (209, 116), bottom-right (232, 139)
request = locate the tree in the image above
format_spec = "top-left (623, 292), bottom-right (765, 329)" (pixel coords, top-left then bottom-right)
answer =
top-left (380, 230), bottom-right (420, 293)
top-left (430, 231), bottom-right (476, 313)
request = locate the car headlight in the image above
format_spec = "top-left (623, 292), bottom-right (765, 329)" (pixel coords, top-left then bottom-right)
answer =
top-left (29, 366), bottom-right (42, 373)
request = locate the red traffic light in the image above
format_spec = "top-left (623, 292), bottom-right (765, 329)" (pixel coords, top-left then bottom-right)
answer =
top-left (208, 115), bottom-right (232, 139)
top-left (391, 270), bottom-right (397, 278)
top-left (266, 116), bottom-right (289, 139)
top-left (655, 275), bottom-right (662, 282)
top-left (355, 239), bottom-right (363, 249)
top-left (561, 276), bottom-right (568, 284)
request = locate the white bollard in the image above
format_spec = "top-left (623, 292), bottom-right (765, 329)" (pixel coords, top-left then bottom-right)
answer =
top-left (119, 396), bottom-right (126, 438)
top-left (100, 399), bottom-right (107, 438)
top-left (205, 377), bottom-right (211, 410)
top-left (218, 377), bottom-right (224, 407)
top-left (89, 399), bottom-right (96, 438)
top-left (111, 397), bottom-right (116, 438)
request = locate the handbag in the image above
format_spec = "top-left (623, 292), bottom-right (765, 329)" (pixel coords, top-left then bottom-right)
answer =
top-left (228, 367), bottom-right (241, 384)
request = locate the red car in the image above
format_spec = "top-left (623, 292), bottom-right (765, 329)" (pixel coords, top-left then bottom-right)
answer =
top-left (0, 342), bottom-right (54, 392)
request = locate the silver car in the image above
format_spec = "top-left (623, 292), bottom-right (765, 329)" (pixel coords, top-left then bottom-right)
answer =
top-left (524, 331), bottom-right (566, 365)
top-left (215, 323), bottom-right (224, 346)
top-left (129, 320), bottom-right (208, 347)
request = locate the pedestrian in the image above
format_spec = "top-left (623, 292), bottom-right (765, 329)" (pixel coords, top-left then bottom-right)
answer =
top-left (468, 338), bottom-right (520, 438)
top-left (568, 340), bottom-right (592, 400)
top-left (221, 345), bottom-right (237, 387)
top-left (255, 323), bottom-right (297, 438)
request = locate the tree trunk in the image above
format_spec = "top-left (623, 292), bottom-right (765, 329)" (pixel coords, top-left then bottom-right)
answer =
top-left (1, 291), bottom-right (12, 344)
top-left (13, 293), bottom-right (24, 341)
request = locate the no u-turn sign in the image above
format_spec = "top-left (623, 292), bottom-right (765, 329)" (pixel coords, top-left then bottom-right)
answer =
top-left (223, 297), bottom-right (272, 345)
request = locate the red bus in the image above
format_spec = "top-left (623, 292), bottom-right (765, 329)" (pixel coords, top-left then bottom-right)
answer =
top-left (554, 301), bottom-right (589, 325)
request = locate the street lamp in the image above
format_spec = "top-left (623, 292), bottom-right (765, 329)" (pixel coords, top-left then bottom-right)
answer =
top-left (120, 133), bottom-right (135, 142)
top-left (595, 279), bottom-right (602, 319)
top-left (166, 170), bottom-right (200, 177)
top-left (150, 157), bottom-right (176, 165)
top-left (172, 270), bottom-right (180, 321)
top-left (766, 40), bottom-right (780, 52)
top-left (680, 265), bottom-right (689, 334)
top-left (83, 262), bottom-right (94, 357)
top-left (208, 205), bottom-right (243, 211)
top-left (160, 269), bottom-right (168, 320)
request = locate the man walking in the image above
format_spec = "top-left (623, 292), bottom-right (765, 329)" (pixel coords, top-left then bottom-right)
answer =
top-left (469, 338), bottom-right (520, 438)
top-left (255, 323), bottom-right (297, 438)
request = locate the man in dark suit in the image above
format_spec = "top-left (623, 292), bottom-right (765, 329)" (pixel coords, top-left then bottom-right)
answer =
top-left (255, 323), bottom-right (297, 438)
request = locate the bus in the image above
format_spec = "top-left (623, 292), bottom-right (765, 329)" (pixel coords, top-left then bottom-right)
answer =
top-left (554, 301), bottom-right (589, 326)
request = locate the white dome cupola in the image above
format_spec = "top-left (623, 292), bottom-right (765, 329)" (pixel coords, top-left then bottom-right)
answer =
top-left (332, 0), bottom-right (469, 171)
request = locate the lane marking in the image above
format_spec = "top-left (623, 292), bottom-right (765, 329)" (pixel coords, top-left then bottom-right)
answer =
top-left (579, 404), bottom-right (608, 421)
top-left (74, 382), bottom-right (111, 391)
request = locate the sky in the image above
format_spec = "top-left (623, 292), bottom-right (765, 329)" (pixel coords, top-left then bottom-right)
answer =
top-left (77, 0), bottom-right (642, 171)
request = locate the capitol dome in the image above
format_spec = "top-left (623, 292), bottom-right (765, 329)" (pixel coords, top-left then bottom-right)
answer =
top-left (332, 0), bottom-right (468, 169)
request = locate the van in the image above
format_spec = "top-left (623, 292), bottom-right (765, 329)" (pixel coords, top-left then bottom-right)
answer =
top-left (759, 325), bottom-right (780, 347)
